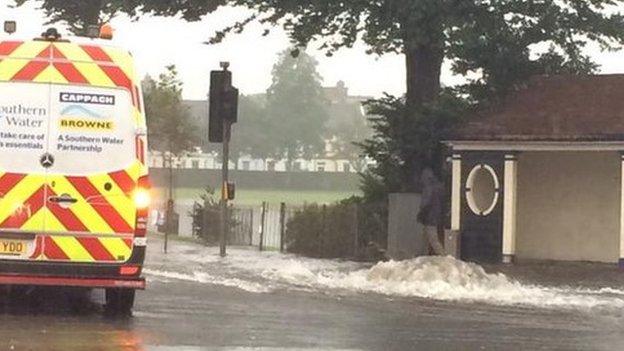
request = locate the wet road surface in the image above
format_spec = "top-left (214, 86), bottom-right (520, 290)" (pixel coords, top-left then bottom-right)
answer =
top-left (0, 236), bottom-right (622, 350)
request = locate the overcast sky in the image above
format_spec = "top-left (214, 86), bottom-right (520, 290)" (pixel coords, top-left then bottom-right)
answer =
top-left (2, 2), bottom-right (624, 100)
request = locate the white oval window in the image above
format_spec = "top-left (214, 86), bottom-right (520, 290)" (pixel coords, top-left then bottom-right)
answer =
top-left (466, 164), bottom-right (500, 216)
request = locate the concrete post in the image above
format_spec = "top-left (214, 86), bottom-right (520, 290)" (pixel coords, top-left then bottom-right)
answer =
top-left (502, 154), bottom-right (518, 263)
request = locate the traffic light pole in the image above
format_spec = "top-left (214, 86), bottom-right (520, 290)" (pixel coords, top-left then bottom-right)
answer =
top-left (210, 61), bottom-right (237, 258)
top-left (220, 119), bottom-right (231, 257)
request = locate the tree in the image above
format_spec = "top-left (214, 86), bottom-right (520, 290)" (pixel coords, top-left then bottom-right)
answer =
top-left (143, 65), bottom-right (198, 197)
top-left (263, 49), bottom-right (329, 169)
top-left (324, 97), bottom-right (372, 171)
top-left (228, 94), bottom-right (270, 169)
top-left (358, 92), bottom-right (468, 198)
top-left (142, 65), bottom-right (198, 156)
top-left (14, 0), bottom-right (121, 35)
top-left (143, 65), bottom-right (198, 247)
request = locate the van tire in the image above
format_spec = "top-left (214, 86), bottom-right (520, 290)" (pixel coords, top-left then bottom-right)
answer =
top-left (105, 288), bottom-right (135, 315)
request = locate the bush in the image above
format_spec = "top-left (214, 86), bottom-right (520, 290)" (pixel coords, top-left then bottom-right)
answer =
top-left (190, 187), bottom-right (237, 244)
top-left (286, 197), bottom-right (387, 260)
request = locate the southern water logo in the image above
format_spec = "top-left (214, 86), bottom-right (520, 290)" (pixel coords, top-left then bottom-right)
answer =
top-left (60, 105), bottom-right (107, 119)
top-left (0, 104), bottom-right (46, 128)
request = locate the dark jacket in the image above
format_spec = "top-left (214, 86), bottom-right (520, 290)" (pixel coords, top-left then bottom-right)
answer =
top-left (418, 170), bottom-right (444, 226)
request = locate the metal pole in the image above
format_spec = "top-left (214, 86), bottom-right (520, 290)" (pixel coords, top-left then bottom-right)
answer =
top-left (279, 202), bottom-right (286, 253)
top-left (249, 208), bottom-right (254, 246)
top-left (220, 120), bottom-right (231, 257)
top-left (165, 150), bottom-right (173, 254)
top-left (352, 203), bottom-right (359, 258)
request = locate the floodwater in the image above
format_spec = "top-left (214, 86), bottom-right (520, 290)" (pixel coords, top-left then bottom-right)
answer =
top-left (0, 236), bottom-right (622, 350)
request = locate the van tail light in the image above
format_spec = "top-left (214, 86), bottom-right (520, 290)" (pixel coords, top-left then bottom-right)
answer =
top-left (119, 265), bottom-right (141, 276)
top-left (135, 211), bottom-right (148, 237)
top-left (133, 176), bottom-right (151, 209)
top-left (133, 188), bottom-right (151, 209)
top-left (134, 176), bottom-right (151, 237)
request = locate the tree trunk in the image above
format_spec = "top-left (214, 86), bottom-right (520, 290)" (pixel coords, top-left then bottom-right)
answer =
top-left (404, 42), bottom-right (444, 108)
top-left (78, 1), bottom-right (104, 35)
top-left (168, 152), bottom-right (174, 202)
top-left (285, 148), bottom-right (294, 172)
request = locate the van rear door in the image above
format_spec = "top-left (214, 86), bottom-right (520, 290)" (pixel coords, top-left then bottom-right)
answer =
top-left (42, 84), bottom-right (138, 263)
top-left (0, 41), bottom-right (52, 259)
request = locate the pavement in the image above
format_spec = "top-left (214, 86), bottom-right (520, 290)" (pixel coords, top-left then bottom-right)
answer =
top-left (0, 235), bottom-right (622, 350)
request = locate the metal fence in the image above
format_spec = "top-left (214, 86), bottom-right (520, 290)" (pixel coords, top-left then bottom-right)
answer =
top-left (231, 207), bottom-right (254, 246)
top-left (257, 202), bottom-right (299, 251)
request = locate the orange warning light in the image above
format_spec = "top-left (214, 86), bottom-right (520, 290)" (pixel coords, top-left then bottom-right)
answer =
top-left (100, 23), bottom-right (113, 40)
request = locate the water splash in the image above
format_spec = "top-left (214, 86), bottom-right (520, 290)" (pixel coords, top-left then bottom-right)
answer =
top-left (145, 239), bottom-right (624, 310)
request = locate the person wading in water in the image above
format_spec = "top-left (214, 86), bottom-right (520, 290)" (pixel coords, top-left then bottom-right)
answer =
top-left (417, 168), bottom-right (446, 256)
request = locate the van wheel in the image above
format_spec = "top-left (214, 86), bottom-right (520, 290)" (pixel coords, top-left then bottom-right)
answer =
top-left (105, 288), bottom-right (135, 316)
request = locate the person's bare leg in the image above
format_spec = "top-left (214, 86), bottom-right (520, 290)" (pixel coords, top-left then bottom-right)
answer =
top-left (425, 226), bottom-right (446, 256)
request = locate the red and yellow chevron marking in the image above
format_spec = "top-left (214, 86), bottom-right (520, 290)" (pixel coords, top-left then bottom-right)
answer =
top-left (0, 164), bottom-right (142, 263)
top-left (0, 173), bottom-right (46, 231)
top-left (43, 236), bottom-right (132, 262)
top-left (0, 40), bottom-right (145, 125)
top-left (45, 162), bottom-right (143, 236)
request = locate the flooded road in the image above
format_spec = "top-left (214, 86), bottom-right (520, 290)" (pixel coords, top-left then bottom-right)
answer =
top-left (0, 236), bottom-right (623, 350)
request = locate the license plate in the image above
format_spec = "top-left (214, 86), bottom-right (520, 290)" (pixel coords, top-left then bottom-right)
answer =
top-left (0, 239), bottom-right (28, 256)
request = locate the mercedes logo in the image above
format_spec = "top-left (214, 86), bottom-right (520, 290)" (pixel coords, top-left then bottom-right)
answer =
top-left (40, 153), bottom-right (55, 168)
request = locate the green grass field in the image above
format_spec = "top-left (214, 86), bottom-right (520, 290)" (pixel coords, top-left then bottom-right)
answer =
top-left (153, 187), bottom-right (360, 206)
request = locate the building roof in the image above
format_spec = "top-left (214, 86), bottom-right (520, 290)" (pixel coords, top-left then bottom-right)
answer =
top-left (452, 74), bottom-right (624, 142)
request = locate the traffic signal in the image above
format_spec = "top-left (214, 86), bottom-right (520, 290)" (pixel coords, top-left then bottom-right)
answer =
top-left (209, 68), bottom-right (239, 143)
top-left (221, 181), bottom-right (236, 201)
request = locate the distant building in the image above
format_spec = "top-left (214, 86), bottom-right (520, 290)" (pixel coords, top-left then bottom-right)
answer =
top-left (148, 149), bottom-right (372, 174)
top-left (322, 81), bottom-right (372, 160)
top-left (323, 80), bottom-right (371, 104)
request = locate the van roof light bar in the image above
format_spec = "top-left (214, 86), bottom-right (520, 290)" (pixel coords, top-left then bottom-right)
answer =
top-left (40, 27), bottom-right (61, 41)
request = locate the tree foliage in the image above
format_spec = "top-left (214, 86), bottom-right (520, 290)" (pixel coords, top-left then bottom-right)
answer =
top-left (263, 49), bottom-right (329, 167)
top-left (43, 0), bottom-right (624, 106)
top-left (13, 0), bottom-right (121, 35)
top-left (358, 91), bottom-right (469, 199)
top-left (23, 0), bottom-right (624, 195)
top-left (228, 95), bottom-right (271, 164)
top-left (143, 65), bottom-right (198, 156)
top-left (19, 0), bottom-right (624, 107)
top-left (212, 50), bottom-right (330, 167)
